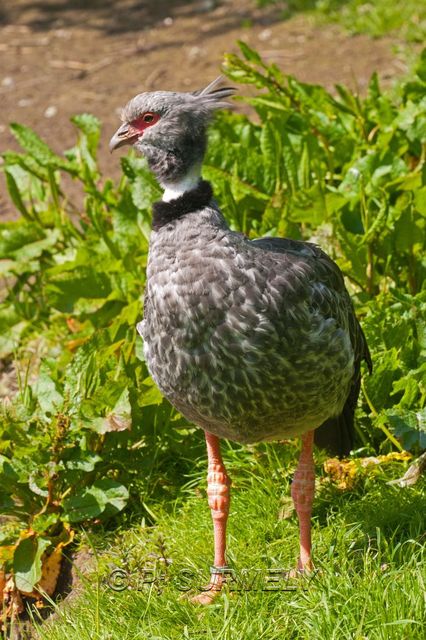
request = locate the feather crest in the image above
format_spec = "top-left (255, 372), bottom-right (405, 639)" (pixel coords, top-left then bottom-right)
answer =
top-left (193, 76), bottom-right (236, 109)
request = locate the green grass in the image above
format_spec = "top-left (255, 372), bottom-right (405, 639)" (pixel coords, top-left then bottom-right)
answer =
top-left (258, 0), bottom-right (426, 42)
top-left (318, 0), bottom-right (425, 42)
top-left (32, 442), bottom-right (426, 640)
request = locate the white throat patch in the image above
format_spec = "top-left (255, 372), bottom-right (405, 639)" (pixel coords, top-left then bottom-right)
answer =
top-left (162, 166), bottom-right (201, 202)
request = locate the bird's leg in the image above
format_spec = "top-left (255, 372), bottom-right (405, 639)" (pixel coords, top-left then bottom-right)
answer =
top-left (191, 431), bottom-right (231, 604)
top-left (206, 432), bottom-right (231, 572)
top-left (291, 430), bottom-right (315, 571)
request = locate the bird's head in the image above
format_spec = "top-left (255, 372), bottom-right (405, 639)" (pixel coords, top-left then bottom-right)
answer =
top-left (109, 77), bottom-right (235, 189)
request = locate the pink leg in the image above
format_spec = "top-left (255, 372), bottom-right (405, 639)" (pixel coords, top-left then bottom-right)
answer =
top-left (191, 431), bottom-right (231, 604)
top-left (291, 430), bottom-right (315, 571)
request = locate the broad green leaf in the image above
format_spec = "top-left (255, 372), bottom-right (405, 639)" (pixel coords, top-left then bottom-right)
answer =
top-left (0, 222), bottom-right (45, 257)
top-left (62, 487), bottom-right (106, 522)
top-left (13, 536), bottom-right (51, 592)
top-left (0, 320), bottom-right (28, 358)
top-left (71, 113), bottom-right (101, 158)
top-left (260, 121), bottom-right (278, 193)
top-left (10, 123), bottom-right (67, 168)
top-left (0, 455), bottom-right (20, 491)
top-left (237, 40), bottom-right (263, 65)
top-left (94, 479), bottom-right (129, 519)
top-left (34, 364), bottom-right (64, 415)
top-left (392, 376), bottom-right (420, 407)
top-left (386, 408), bottom-right (426, 451)
top-left (12, 228), bottom-right (61, 263)
top-left (65, 452), bottom-right (102, 472)
top-left (62, 479), bottom-right (128, 522)
top-left (4, 168), bottom-right (31, 219)
top-left (363, 348), bottom-right (400, 409)
top-left (46, 268), bottom-right (113, 311)
top-left (414, 187), bottom-right (426, 216)
top-left (140, 377), bottom-right (163, 407)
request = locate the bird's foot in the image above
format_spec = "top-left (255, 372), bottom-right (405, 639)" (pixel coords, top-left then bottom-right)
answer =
top-left (190, 584), bottom-right (222, 605)
top-left (189, 566), bottom-right (230, 605)
top-left (287, 557), bottom-right (314, 579)
top-left (297, 556), bottom-right (313, 572)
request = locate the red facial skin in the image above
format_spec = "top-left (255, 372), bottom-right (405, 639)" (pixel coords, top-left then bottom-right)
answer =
top-left (110, 112), bottom-right (161, 151)
top-left (128, 112), bottom-right (160, 139)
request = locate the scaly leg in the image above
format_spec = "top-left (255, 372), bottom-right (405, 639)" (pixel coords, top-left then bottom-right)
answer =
top-left (291, 430), bottom-right (315, 571)
top-left (191, 431), bottom-right (231, 604)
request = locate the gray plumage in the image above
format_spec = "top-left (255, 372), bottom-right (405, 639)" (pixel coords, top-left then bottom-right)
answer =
top-left (110, 78), bottom-right (371, 455)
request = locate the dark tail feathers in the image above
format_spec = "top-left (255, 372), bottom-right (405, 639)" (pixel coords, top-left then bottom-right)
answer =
top-left (314, 376), bottom-right (361, 458)
top-left (315, 321), bottom-right (372, 458)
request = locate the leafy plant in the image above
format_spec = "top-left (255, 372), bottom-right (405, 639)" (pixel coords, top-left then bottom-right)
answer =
top-left (214, 42), bottom-right (425, 450)
top-left (0, 43), bottom-right (425, 611)
top-left (0, 115), bottom-right (192, 603)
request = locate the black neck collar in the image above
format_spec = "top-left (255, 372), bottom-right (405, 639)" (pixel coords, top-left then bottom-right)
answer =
top-left (152, 180), bottom-right (213, 231)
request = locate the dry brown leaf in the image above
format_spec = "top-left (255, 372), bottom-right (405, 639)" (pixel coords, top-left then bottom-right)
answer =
top-left (360, 452), bottom-right (412, 467)
top-left (38, 545), bottom-right (63, 597)
top-left (278, 497), bottom-right (294, 520)
top-left (324, 452), bottom-right (412, 490)
top-left (0, 569), bottom-right (5, 603)
top-left (105, 413), bottom-right (131, 432)
top-left (66, 337), bottom-right (89, 351)
top-left (323, 458), bottom-right (359, 489)
top-left (2, 575), bottom-right (24, 618)
top-left (66, 317), bottom-right (85, 333)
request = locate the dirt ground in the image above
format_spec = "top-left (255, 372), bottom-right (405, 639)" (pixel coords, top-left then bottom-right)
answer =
top-left (0, 0), bottom-right (411, 218)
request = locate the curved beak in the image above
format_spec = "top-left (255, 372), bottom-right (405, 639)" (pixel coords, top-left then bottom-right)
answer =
top-left (109, 122), bottom-right (139, 153)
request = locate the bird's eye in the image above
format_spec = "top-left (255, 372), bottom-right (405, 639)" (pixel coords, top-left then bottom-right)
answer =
top-left (130, 112), bottom-right (159, 131)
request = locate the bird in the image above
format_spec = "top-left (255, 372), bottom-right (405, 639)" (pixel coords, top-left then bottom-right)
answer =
top-left (109, 77), bottom-right (372, 604)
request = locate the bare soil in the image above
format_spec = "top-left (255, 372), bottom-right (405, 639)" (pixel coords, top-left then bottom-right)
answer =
top-left (0, 0), bottom-right (410, 218)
